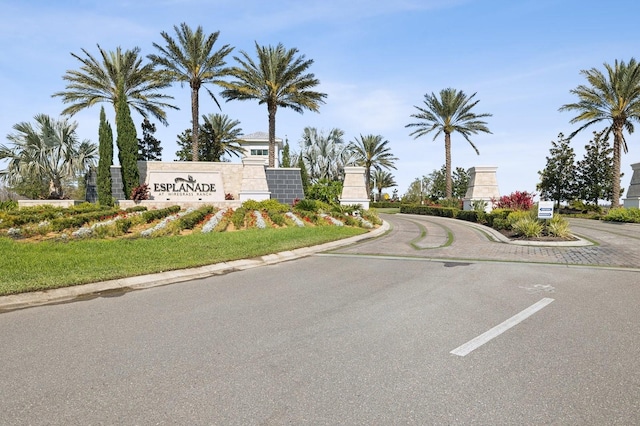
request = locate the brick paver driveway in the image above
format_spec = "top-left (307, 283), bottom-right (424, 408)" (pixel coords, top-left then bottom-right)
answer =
top-left (332, 214), bottom-right (640, 269)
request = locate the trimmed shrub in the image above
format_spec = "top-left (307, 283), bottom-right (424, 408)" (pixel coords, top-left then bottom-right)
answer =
top-left (174, 205), bottom-right (214, 231)
top-left (456, 210), bottom-right (479, 223)
top-left (231, 207), bottom-right (247, 229)
top-left (485, 208), bottom-right (513, 228)
top-left (268, 211), bottom-right (286, 226)
top-left (370, 201), bottom-right (402, 209)
top-left (141, 206), bottom-right (181, 223)
top-left (400, 205), bottom-right (459, 218)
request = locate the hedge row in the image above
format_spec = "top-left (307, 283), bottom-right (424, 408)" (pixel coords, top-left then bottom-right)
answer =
top-left (400, 205), bottom-right (514, 227)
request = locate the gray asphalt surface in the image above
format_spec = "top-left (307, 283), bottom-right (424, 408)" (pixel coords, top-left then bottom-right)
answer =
top-left (1, 214), bottom-right (639, 424)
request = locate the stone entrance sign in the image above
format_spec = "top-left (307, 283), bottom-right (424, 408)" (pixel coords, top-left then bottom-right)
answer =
top-left (148, 171), bottom-right (224, 202)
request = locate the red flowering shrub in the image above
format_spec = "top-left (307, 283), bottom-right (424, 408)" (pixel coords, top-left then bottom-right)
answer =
top-left (131, 184), bottom-right (150, 201)
top-left (492, 191), bottom-right (536, 210)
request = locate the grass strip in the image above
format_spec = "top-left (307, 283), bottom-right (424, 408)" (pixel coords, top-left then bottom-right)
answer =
top-left (0, 226), bottom-right (365, 296)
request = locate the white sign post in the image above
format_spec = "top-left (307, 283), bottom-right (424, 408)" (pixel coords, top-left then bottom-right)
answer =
top-left (538, 200), bottom-right (554, 219)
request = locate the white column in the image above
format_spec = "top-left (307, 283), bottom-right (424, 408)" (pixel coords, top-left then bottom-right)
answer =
top-left (462, 166), bottom-right (500, 212)
top-left (340, 166), bottom-right (370, 209)
top-left (239, 158), bottom-right (271, 202)
top-left (623, 162), bottom-right (640, 208)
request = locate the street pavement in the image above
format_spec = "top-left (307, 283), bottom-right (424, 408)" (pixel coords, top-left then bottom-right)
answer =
top-left (333, 214), bottom-right (640, 269)
top-left (1, 214), bottom-right (639, 424)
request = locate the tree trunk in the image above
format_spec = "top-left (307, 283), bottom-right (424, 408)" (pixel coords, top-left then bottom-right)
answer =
top-left (365, 165), bottom-right (371, 198)
top-left (445, 132), bottom-right (452, 199)
top-left (612, 125), bottom-right (622, 207)
top-left (49, 177), bottom-right (63, 200)
top-left (191, 84), bottom-right (200, 162)
top-left (268, 103), bottom-right (277, 168)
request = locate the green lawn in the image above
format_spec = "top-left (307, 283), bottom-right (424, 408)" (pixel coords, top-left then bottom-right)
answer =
top-left (0, 226), bottom-right (366, 296)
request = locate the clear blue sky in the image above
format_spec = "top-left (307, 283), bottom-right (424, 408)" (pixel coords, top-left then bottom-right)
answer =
top-left (2, 0), bottom-right (640, 198)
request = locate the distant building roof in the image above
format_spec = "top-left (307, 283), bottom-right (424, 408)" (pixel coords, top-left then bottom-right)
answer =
top-left (241, 131), bottom-right (282, 142)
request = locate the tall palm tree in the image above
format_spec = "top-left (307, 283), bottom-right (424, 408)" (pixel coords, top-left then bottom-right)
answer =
top-left (372, 169), bottom-right (397, 201)
top-left (148, 23), bottom-right (233, 161)
top-left (52, 45), bottom-right (176, 124)
top-left (559, 58), bottom-right (640, 207)
top-left (220, 42), bottom-right (327, 168)
top-left (0, 114), bottom-right (97, 199)
top-left (200, 113), bottom-right (245, 161)
top-left (406, 88), bottom-right (492, 199)
top-left (347, 134), bottom-right (398, 195)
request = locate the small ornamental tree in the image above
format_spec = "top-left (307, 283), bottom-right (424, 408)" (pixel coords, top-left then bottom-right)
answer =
top-left (537, 132), bottom-right (578, 208)
top-left (137, 118), bottom-right (162, 161)
top-left (97, 107), bottom-right (113, 206)
top-left (116, 84), bottom-right (140, 199)
top-left (576, 130), bottom-right (619, 206)
top-left (427, 165), bottom-right (469, 200)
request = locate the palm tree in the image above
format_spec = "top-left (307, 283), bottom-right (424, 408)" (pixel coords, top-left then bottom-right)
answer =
top-left (372, 169), bottom-right (397, 201)
top-left (347, 134), bottom-right (398, 195)
top-left (52, 45), bottom-right (176, 124)
top-left (0, 114), bottom-right (97, 199)
top-left (148, 23), bottom-right (233, 161)
top-left (559, 58), bottom-right (640, 207)
top-left (220, 42), bottom-right (327, 167)
top-left (298, 127), bottom-right (349, 182)
top-left (406, 88), bottom-right (492, 199)
top-left (200, 113), bottom-right (245, 161)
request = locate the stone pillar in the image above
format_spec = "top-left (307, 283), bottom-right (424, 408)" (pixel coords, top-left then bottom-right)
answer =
top-left (462, 166), bottom-right (500, 212)
top-left (623, 162), bottom-right (640, 208)
top-left (239, 158), bottom-right (271, 202)
top-left (340, 166), bottom-right (370, 209)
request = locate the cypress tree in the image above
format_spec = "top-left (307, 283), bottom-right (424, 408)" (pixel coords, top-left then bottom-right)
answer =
top-left (281, 140), bottom-right (291, 167)
top-left (97, 107), bottom-right (114, 205)
top-left (116, 84), bottom-right (139, 199)
top-left (297, 156), bottom-right (310, 197)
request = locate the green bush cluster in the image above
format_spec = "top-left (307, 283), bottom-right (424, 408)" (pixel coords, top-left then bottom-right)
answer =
top-left (1, 203), bottom-right (117, 228)
top-left (0, 201), bottom-right (18, 211)
top-left (603, 207), bottom-right (640, 223)
top-left (48, 209), bottom-right (121, 232)
top-left (242, 199), bottom-right (290, 213)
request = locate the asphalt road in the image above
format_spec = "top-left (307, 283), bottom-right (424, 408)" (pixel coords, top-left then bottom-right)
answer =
top-left (1, 215), bottom-right (639, 425)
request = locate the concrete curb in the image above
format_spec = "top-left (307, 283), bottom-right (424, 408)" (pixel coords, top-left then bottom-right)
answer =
top-left (0, 221), bottom-right (391, 313)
